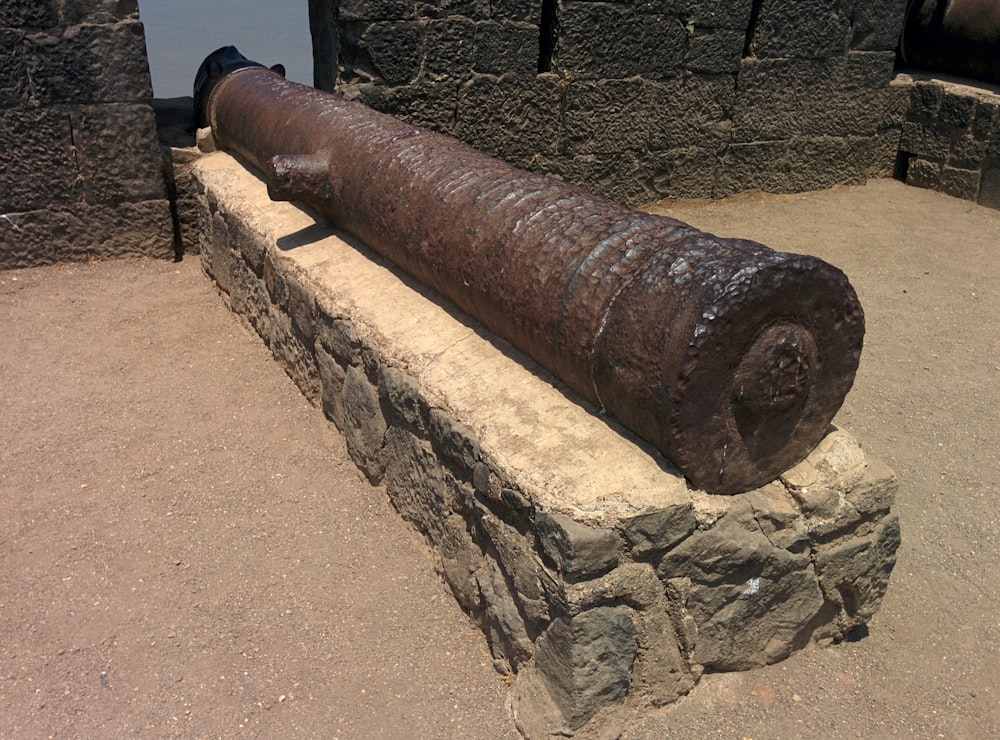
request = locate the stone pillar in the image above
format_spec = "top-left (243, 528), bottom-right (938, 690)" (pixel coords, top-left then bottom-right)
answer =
top-left (0, 0), bottom-right (173, 269)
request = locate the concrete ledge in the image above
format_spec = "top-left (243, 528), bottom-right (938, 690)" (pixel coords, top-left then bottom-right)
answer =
top-left (191, 151), bottom-right (900, 735)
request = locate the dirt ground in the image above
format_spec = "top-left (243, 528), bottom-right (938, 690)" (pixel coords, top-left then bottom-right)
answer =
top-left (1, 178), bottom-right (997, 738)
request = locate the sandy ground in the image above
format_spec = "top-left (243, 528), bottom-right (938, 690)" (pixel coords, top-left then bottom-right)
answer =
top-left (1, 178), bottom-right (997, 738)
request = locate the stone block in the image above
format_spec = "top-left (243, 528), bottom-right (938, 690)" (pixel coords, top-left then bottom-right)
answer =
top-left (0, 0), bottom-right (58, 28)
top-left (847, 0), bottom-right (908, 51)
top-left (909, 80), bottom-right (943, 119)
top-left (416, 0), bottom-right (490, 20)
top-left (750, 0), bottom-right (851, 59)
top-left (285, 273), bottom-right (317, 345)
top-left (973, 99), bottom-right (999, 141)
top-left (227, 212), bottom-right (263, 277)
top-left (383, 427), bottom-right (460, 540)
top-left (317, 311), bottom-right (363, 366)
top-left (69, 103), bottom-right (166, 205)
top-left (990, 122), bottom-right (1000, 159)
top-left (379, 365), bottom-right (428, 433)
top-left (645, 74), bottom-right (735, 151)
top-left (315, 344), bottom-right (347, 429)
top-left (340, 81), bottom-right (459, 136)
top-left (26, 21), bottom-right (152, 104)
top-left (456, 74), bottom-right (562, 161)
top-left (879, 80), bottom-right (912, 127)
top-left (842, 50), bottom-right (898, 89)
top-left (342, 21), bottom-right (423, 85)
top-left (472, 21), bottom-right (538, 77)
top-left (939, 90), bottom-right (977, 130)
top-left (205, 210), bottom-right (236, 296)
top-left (734, 58), bottom-right (889, 141)
top-left (534, 608), bottom-right (638, 728)
top-left (475, 556), bottom-right (535, 667)
top-left (337, 0), bottom-right (415, 21)
top-left (0, 199), bottom-right (173, 269)
top-left (561, 562), bottom-right (665, 616)
top-left (59, 0), bottom-right (140, 24)
top-left (489, 0), bottom-right (540, 23)
top-left (423, 17), bottom-right (478, 80)
top-left (897, 121), bottom-right (923, 155)
top-left (428, 407), bottom-right (481, 476)
top-left (789, 136), bottom-right (871, 190)
top-left (268, 302), bottom-right (321, 403)
top-left (744, 484), bottom-right (810, 552)
top-left (262, 250), bottom-right (287, 306)
top-left (845, 458), bottom-right (897, 517)
top-left (563, 78), bottom-right (649, 156)
top-left (240, 268), bottom-right (272, 342)
top-left (905, 157), bottom-right (942, 190)
top-left (647, 146), bottom-right (719, 200)
top-left (815, 513), bottom-right (900, 623)
top-left (166, 152), bottom-right (204, 258)
top-left (939, 166), bottom-right (981, 201)
top-left (950, 134), bottom-right (987, 170)
top-left (0, 107), bottom-right (78, 213)
top-left (979, 165), bottom-right (1000, 209)
top-left (475, 507), bottom-right (549, 627)
top-left (557, 4), bottom-right (687, 80)
top-left (0, 29), bottom-right (28, 106)
top-left (342, 365), bottom-right (388, 480)
top-left (684, 27), bottom-right (744, 74)
top-left (533, 150), bottom-right (653, 205)
top-left (538, 513), bottom-right (620, 581)
top-left (896, 119), bottom-right (951, 160)
top-left (684, 0), bottom-right (754, 29)
top-left (659, 510), bottom-right (827, 670)
top-left (438, 513), bottom-right (484, 613)
top-left (867, 126), bottom-right (904, 179)
top-left (715, 140), bottom-right (790, 195)
top-left (619, 503), bottom-right (696, 558)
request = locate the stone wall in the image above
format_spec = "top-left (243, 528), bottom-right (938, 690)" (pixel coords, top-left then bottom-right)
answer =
top-left (896, 74), bottom-right (1000, 210)
top-left (308, 0), bottom-right (910, 205)
top-left (191, 150), bottom-right (900, 735)
top-left (0, 0), bottom-right (173, 269)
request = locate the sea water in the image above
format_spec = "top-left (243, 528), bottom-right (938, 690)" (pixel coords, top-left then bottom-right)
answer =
top-left (139, 0), bottom-right (313, 98)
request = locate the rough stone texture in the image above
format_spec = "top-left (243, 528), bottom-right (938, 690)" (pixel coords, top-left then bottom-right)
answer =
top-left (896, 74), bottom-right (1000, 210)
top-left (308, 0), bottom-right (910, 205)
top-left (533, 608), bottom-right (638, 727)
top-left (0, 0), bottom-right (172, 268)
top-left (192, 151), bottom-right (901, 736)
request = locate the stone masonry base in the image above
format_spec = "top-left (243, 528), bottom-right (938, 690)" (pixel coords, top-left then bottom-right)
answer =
top-left (190, 151), bottom-right (900, 736)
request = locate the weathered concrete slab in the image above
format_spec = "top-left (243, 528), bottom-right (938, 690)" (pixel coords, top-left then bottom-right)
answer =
top-left (190, 150), bottom-right (900, 735)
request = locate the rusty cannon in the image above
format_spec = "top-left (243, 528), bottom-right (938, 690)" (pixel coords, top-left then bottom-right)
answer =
top-left (194, 47), bottom-right (864, 495)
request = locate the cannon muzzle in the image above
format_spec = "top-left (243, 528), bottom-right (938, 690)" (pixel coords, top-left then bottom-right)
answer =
top-left (195, 48), bottom-right (865, 494)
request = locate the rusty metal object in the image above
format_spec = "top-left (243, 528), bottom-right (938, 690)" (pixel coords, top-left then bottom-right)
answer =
top-left (193, 46), bottom-right (286, 127)
top-left (196, 49), bottom-right (865, 494)
top-left (900, 0), bottom-right (1000, 85)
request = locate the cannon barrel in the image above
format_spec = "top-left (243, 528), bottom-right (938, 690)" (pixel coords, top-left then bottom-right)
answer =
top-left (196, 48), bottom-right (864, 494)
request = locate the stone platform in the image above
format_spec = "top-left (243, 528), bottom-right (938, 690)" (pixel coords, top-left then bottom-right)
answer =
top-left (189, 151), bottom-right (899, 736)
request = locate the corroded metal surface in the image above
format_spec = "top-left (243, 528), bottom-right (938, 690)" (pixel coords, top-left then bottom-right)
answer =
top-left (900, 0), bottom-right (1000, 85)
top-left (197, 50), bottom-right (865, 494)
